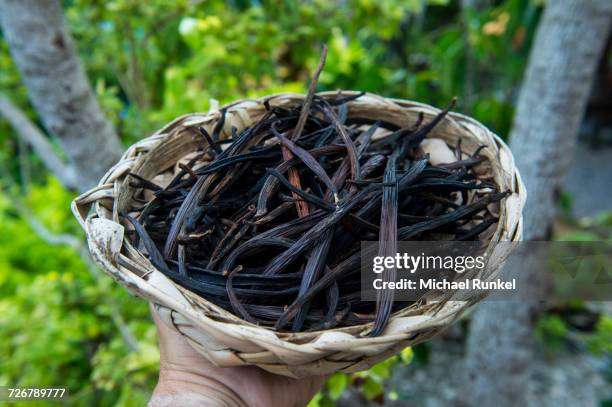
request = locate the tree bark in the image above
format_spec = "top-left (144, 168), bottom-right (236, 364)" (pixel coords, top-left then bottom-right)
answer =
top-left (461, 1), bottom-right (612, 406)
top-left (0, 0), bottom-right (123, 190)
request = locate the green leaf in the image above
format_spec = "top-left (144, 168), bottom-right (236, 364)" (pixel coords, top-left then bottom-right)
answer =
top-left (327, 373), bottom-right (348, 400)
top-left (361, 377), bottom-right (384, 400)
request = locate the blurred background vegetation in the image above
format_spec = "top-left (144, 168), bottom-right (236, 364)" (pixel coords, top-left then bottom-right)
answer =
top-left (0, 0), bottom-right (610, 406)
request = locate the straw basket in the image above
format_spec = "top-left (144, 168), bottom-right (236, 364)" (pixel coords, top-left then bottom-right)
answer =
top-left (72, 91), bottom-right (525, 378)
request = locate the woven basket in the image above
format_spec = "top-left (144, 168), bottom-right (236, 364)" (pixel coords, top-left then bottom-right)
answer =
top-left (72, 91), bottom-right (525, 378)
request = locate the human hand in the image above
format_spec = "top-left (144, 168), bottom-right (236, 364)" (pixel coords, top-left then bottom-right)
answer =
top-left (149, 307), bottom-right (327, 407)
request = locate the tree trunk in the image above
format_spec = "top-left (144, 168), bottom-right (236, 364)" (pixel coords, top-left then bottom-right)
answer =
top-left (0, 0), bottom-right (123, 190)
top-left (461, 1), bottom-right (612, 406)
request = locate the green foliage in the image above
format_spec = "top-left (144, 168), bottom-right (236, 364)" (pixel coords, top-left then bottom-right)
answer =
top-left (535, 314), bottom-right (568, 350)
top-left (538, 215), bottom-right (612, 356)
top-left (308, 347), bottom-right (413, 406)
top-left (56, 0), bottom-right (542, 146)
top-left (0, 179), bottom-right (156, 406)
top-left (0, 0), bottom-right (548, 405)
top-left (588, 315), bottom-right (612, 355)
top-left (535, 311), bottom-right (612, 359)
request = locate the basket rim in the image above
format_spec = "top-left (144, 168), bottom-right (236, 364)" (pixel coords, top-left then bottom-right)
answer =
top-left (72, 90), bottom-right (525, 349)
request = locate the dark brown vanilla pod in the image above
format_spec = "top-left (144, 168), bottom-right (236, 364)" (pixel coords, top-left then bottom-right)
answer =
top-left (371, 149), bottom-right (400, 337)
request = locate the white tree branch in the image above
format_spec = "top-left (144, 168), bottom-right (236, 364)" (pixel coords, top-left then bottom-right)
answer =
top-left (0, 168), bottom-right (139, 352)
top-left (0, 93), bottom-right (79, 189)
top-left (0, 0), bottom-right (123, 190)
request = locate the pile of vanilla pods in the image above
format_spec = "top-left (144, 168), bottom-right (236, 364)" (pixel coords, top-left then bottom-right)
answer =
top-left (124, 51), bottom-right (507, 335)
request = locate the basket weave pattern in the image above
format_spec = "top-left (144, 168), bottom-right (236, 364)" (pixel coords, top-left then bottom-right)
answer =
top-left (72, 92), bottom-right (525, 378)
